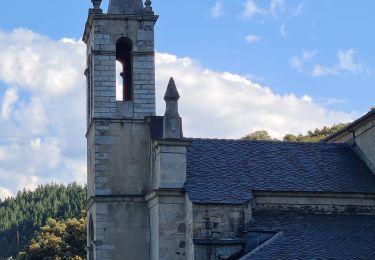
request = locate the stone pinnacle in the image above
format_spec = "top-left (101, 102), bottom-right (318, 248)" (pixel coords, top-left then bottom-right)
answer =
top-left (164, 77), bottom-right (180, 101)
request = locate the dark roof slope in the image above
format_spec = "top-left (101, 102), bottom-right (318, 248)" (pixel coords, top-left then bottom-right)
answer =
top-left (186, 139), bottom-right (375, 204)
top-left (241, 211), bottom-right (375, 259)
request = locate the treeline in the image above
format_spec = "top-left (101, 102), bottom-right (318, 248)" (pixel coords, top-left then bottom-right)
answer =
top-left (242, 123), bottom-right (349, 142)
top-left (0, 183), bottom-right (86, 258)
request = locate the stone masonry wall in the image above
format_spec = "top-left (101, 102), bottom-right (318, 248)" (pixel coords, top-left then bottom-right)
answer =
top-left (90, 120), bottom-right (150, 196)
top-left (87, 198), bottom-right (150, 260)
top-left (253, 191), bottom-right (375, 214)
top-left (148, 192), bottom-right (186, 260)
top-left (193, 204), bottom-right (251, 260)
top-left (86, 119), bottom-right (151, 260)
top-left (86, 15), bottom-right (157, 121)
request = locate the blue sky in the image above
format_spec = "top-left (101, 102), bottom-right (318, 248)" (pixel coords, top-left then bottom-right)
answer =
top-left (0, 0), bottom-right (374, 198)
top-left (1, 0), bottom-right (373, 111)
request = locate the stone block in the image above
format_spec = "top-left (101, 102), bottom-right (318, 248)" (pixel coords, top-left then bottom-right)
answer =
top-left (95, 136), bottom-right (116, 145)
top-left (137, 30), bottom-right (154, 41)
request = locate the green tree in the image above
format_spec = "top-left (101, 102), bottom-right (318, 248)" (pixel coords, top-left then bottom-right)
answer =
top-left (282, 123), bottom-right (349, 142)
top-left (283, 134), bottom-right (298, 142)
top-left (0, 183), bottom-right (86, 258)
top-left (21, 218), bottom-right (86, 260)
top-left (242, 130), bottom-right (273, 141)
top-left (242, 123), bottom-right (349, 143)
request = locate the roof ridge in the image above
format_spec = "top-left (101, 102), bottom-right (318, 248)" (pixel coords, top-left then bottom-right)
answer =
top-left (186, 137), bottom-right (350, 146)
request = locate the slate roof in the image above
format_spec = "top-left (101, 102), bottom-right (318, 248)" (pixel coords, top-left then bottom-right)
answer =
top-left (241, 211), bottom-right (375, 260)
top-left (185, 139), bottom-right (375, 204)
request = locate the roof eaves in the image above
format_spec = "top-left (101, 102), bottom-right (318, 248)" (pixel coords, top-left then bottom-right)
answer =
top-left (323, 110), bottom-right (375, 142)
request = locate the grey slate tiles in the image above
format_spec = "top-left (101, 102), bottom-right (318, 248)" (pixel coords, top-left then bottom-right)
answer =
top-left (185, 139), bottom-right (375, 204)
top-left (241, 211), bottom-right (375, 259)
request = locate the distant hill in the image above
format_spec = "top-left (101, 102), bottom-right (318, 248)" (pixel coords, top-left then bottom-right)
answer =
top-left (0, 183), bottom-right (86, 258)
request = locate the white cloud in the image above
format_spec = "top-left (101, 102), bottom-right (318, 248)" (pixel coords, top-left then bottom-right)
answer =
top-left (313, 49), bottom-right (365, 77)
top-left (243, 0), bottom-right (285, 18)
top-left (312, 64), bottom-right (339, 77)
top-left (0, 28), bottom-right (84, 97)
top-left (270, 0), bottom-right (285, 16)
top-left (155, 52), bottom-right (355, 139)
top-left (293, 2), bottom-right (304, 16)
top-left (243, 0), bottom-right (266, 17)
top-left (280, 23), bottom-right (286, 38)
top-left (0, 187), bottom-right (13, 200)
top-left (323, 98), bottom-right (347, 106)
top-left (1, 88), bottom-right (18, 119)
top-left (211, 1), bottom-right (224, 18)
top-left (0, 28), bottom-right (86, 195)
top-left (337, 49), bottom-right (363, 73)
top-left (245, 34), bottom-right (261, 43)
top-left (0, 28), bottom-right (356, 196)
top-left (302, 50), bottom-right (317, 60)
top-left (289, 49), bottom-right (317, 71)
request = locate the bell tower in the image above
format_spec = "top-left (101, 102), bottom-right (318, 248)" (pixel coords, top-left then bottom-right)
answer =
top-left (83, 0), bottom-right (158, 259)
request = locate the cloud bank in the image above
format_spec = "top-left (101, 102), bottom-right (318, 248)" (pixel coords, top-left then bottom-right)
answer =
top-left (155, 53), bottom-right (354, 139)
top-left (0, 28), bottom-right (355, 196)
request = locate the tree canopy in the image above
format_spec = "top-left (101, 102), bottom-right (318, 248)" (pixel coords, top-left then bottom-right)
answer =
top-left (242, 130), bottom-right (273, 141)
top-left (20, 218), bottom-right (86, 260)
top-left (242, 123), bottom-right (349, 142)
top-left (282, 123), bottom-right (349, 142)
top-left (0, 183), bottom-right (86, 258)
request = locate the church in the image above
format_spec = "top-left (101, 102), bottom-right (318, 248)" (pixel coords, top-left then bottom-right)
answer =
top-left (83, 0), bottom-right (375, 259)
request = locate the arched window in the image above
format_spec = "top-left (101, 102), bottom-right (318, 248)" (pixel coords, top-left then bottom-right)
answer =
top-left (116, 37), bottom-right (133, 101)
top-left (89, 215), bottom-right (94, 242)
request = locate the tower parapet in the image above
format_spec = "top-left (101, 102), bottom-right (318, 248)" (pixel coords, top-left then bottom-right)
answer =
top-left (108, 0), bottom-right (144, 14)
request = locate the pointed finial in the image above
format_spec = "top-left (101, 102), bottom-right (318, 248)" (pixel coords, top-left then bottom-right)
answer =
top-left (163, 77), bottom-right (182, 139)
top-left (145, 0), bottom-right (153, 13)
top-left (92, 0), bottom-right (102, 9)
top-left (90, 0), bottom-right (103, 14)
top-left (164, 77), bottom-right (180, 101)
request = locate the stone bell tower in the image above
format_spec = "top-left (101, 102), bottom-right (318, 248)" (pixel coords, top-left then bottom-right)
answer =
top-left (83, 0), bottom-right (158, 259)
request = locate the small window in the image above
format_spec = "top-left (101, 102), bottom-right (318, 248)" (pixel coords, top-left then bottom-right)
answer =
top-left (116, 37), bottom-right (133, 101)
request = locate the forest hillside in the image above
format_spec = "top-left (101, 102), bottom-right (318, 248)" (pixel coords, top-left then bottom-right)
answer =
top-left (0, 183), bottom-right (86, 258)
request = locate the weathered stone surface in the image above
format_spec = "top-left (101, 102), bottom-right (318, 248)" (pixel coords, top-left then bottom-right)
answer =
top-left (108, 0), bottom-right (144, 14)
top-left (147, 191), bottom-right (186, 260)
top-left (163, 78), bottom-right (182, 139)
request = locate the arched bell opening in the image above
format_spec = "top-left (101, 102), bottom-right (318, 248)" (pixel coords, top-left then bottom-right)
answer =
top-left (116, 37), bottom-right (133, 101)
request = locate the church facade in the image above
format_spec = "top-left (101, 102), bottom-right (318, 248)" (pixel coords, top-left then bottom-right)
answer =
top-left (83, 1), bottom-right (375, 259)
